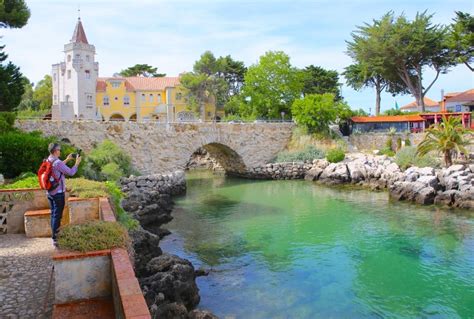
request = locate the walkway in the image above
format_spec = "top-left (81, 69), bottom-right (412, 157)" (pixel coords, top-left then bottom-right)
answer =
top-left (0, 234), bottom-right (55, 319)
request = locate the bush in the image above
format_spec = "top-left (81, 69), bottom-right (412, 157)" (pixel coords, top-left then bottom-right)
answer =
top-left (105, 181), bottom-right (139, 230)
top-left (0, 112), bottom-right (16, 133)
top-left (379, 147), bottom-right (396, 157)
top-left (83, 140), bottom-right (134, 182)
top-left (0, 172), bottom-right (39, 189)
top-left (57, 221), bottom-right (130, 252)
top-left (385, 137), bottom-right (393, 150)
top-left (326, 148), bottom-right (345, 163)
top-left (396, 137), bottom-right (402, 150)
top-left (67, 177), bottom-right (109, 198)
top-left (273, 145), bottom-right (325, 162)
top-left (395, 146), bottom-right (440, 170)
top-left (0, 130), bottom-right (83, 179)
top-left (404, 138), bottom-right (411, 146)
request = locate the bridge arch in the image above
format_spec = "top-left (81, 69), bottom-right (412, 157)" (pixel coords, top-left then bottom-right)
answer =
top-left (186, 142), bottom-right (247, 175)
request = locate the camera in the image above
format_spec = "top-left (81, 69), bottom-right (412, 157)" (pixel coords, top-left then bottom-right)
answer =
top-left (72, 148), bottom-right (82, 159)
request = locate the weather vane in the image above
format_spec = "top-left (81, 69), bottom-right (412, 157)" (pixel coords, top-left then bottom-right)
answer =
top-left (78, 5), bottom-right (81, 20)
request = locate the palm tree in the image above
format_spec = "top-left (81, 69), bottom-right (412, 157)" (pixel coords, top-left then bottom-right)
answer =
top-left (417, 116), bottom-right (471, 167)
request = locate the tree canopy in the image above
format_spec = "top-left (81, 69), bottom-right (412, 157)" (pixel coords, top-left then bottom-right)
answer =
top-left (33, 75), bottom-right (52, 110)
top-left (301, 65), bottom-right (341, 100)
top-left (0, 0), bottom-right (30, 28)
top-left (448, 11), bottom-right (474, 72)
top-left (118, 64), bottom-right (165, 77)
top-left (346, 11), bottom-right (454, 112)
top-left (0, 46), bottom-right (23, 111)
top-left (240, 51), bottom-right (303, 119)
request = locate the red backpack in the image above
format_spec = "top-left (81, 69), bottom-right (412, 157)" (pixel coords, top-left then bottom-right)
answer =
top-left (38, 159), bottom-right (60, 191)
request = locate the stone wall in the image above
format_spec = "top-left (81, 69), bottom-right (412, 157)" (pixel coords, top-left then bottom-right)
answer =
top-left (16, 120), bottom-right (294, 175)
top-left (348, 133), bottom-right (425, 151)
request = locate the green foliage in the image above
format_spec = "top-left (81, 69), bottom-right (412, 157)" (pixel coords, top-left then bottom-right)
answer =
top-left (0, 46), bottom-right (24, 112)
top-left (0, 0), bottom-right (30, 28)
top-left (383, 108), bottom-right (404, 116)
top-left (57, 221), bottom-right (130, 253)
top-left (404, 138), bottom-right (411, 146)
top-left (105, 181), bottom-right (139, 230)
top-left (0, 111), bottom-right (16, 133)
top-left (302, 65), bottom-right (341, 100)
top-left (447, 11), bottom-right (474, 72)
top-left (395, 146), bottom-right (440, 170)
top-left (417, 116), bottom-right (471, 167)
top-left (240, 51), bottom-right (303, 119)
top-left (0, 172), bottom-right (38, 189)
top-left (67, 178), bottom-right (109, 198)
top-left (379, 147), bottom-right (396, 157)
top-left (119, 64), bottom-right (165, 77)
top-left (326, 148), bottom-right (345, 163)
top-left (15, 108), bottom-right (49, 119)
top-left (346, 11), bottom-right (454, 112)
top-left (83, 140), bottom-right (134, 182)
top-left (32, 75), bottom-right (52, 110)
top-left (385, 137), bottom-right (393, 150)
top-left (396, 137), bottom-right (402, 150)
top-left (273, 146), bottom-right (325, 163)
top-left (291, 93), bottom-right (350, 134)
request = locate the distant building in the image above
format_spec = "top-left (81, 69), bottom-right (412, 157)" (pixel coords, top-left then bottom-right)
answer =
top-left (51, 18), bottom-right (221, 122)
top-left (442, 89), bottom-right (474, 113)
top-left (351, 115), bottom-right (426, 133)
top-left (400, 97), bottom-right (441, 113)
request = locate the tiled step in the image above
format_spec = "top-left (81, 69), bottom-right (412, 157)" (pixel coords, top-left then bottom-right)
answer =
top-left (24, 209), bottom-right (51, 238)
top-left (53, 297), bottom-right (115, 319)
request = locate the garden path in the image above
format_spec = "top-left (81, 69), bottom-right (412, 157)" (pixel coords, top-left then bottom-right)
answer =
top-left (0, 234), bottom-right (55, 319)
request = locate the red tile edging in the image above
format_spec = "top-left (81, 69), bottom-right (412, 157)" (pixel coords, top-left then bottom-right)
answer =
top-left (99, 197), bottom-right (117, 222)
top-left (0, 188), bottom-right (42, 192)
top-left (24, 209), bottom-right (50, 217)
top-left (53, 249), bottom-right (111, 261)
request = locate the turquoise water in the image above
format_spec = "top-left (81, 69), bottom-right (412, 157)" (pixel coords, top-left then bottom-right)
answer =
top-left (160, 171), bottom-right (474, 318)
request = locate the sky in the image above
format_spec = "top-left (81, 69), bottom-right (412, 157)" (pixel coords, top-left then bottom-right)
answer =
top-left (1, 0), bottom-right (473, 114)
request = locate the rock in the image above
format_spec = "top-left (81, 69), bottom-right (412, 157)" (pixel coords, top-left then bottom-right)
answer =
top-left (195, 268), bottom-right (210, 277)
top-left (141, 253), bottom-right (200, 310)
top-left (453, 190), bottom-right (474, 209)
top-left (0, 174), bottom-right (4, 185)
top-left (188, 309), bottom-right (219, 319)
top-left (129, 227), bottom-right (162, 277)
top-left (445, 164), bottom-right (465, 176)
top-left (417, 175), bottom-right (439, 189)
top-left (434, 190), bottom-right (458, 206)
top-left (152, 302), bottom-right (189, 319)
top-left (469, 164), bottom-right (474, 174)
top-left (415, 187), bottom-right (436, 205)
top-left (347, 161), bottom-right (366, 183)
top-left (304, 168), bottom-right (323, 181)
top-left (417, 167), bottom-right (435, 176)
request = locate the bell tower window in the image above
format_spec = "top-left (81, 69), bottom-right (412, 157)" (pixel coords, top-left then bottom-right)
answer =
top-left (85, 70), bottom-right (90, 79)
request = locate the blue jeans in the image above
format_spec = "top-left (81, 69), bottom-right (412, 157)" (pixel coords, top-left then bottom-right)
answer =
top-left (48, 193), bottom-right (65, 241)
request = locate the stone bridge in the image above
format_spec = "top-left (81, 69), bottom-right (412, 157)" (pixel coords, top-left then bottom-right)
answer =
top-left (16, 120), bottom-right (295, 175)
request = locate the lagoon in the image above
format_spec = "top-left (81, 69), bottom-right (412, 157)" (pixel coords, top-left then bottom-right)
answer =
top-left (161, 171), bottom-right (474, 318)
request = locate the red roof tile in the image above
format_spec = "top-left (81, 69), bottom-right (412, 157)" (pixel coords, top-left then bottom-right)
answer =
top-left (352, 115), bottom-right (425, 123)
top-left (96, 77), bottom-right (180, 92)
top-left (71, 19), bottom-right (89, 44)
top-left (400, 97), bottom-right (439, 110)
top-left (445, 88), bottom-right (474, 103)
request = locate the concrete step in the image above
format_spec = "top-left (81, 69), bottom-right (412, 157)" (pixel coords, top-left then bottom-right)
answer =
top-left (24, 209), bottom-right (51, 238)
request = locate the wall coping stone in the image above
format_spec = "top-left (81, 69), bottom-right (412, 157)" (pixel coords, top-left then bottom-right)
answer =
top-left (53, 249), bottom-right (111, 261)
top-left (24, 209), bottom-right (50, 217)
top-left (0, 187), bottom-right (42, 193)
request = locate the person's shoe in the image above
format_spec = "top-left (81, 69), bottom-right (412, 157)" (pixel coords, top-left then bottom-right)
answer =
top-left (52, 240), bottom-right (58, 248)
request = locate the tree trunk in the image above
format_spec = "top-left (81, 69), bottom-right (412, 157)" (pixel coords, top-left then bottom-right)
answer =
top-left (416, 66), bottom-right (425, 113)
top-left (375, 80), bottom-right (381, 116)
top-left (444, 150), bottom-right (452, 167)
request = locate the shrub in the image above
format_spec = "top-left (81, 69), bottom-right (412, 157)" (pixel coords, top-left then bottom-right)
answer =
top-left (83, 140), bottom-right (134, 181)
top-left (379, 147), bottom-right (396, 157)
top-left (0, 112), bottom-right (16, 133)
top-left (0, 172), bottom-right (39, 189)
top-left (57, 221), bottom-right (130, 252)
top-left (67, 177), bottom-right (109, 198)
top-left (404, 138), bottom-right (411, 146)
top-left (273, 145), bottom-right (325, 162)
top-left (396, 137), bottom-right (402, 150)
top-left (385, 137), bottom-right (393, 150)
top-left (105, 181), bottom-right (139, 230)
top-left (395, 146), bottom-right (440, 170)
top-left (326, 148), bottom-right (345, 163)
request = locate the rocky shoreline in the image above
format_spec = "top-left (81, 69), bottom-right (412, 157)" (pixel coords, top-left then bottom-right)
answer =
top-left (120, 171), bottom-right (217, 319)
top-left (242, 154), bottom-right (474, 209)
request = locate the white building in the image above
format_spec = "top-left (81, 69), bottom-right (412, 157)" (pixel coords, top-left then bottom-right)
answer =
top-left (51, 18), bottom-right (99, 120)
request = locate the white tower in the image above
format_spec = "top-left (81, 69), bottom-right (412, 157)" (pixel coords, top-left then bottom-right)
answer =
top-left (52, 17), bottom-right (99, 120)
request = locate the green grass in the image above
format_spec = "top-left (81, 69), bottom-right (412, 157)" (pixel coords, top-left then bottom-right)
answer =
top-left (273, 145), bottom-right (325, 163)
top-left (57, 221), bottom-right (130, 252)
top-left (105, 181), bottom-right (139, 230)
top-left (67, 178), bottom-right (109, 198)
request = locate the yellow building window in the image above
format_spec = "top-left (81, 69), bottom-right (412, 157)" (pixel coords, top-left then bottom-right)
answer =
top-left (141, 94), bottom-right (145, 102)
top-left (149, 94), bottom-right (154, 103)
top-left (157, 94), bottom-right (162, 103)
top-left (124, 95), bottom-right (130, 106)
top-left (103, 96), bottom-right (110, 106)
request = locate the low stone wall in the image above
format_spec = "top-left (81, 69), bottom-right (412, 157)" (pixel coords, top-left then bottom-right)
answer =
top-left (0, 188), bottom-right (51, 234)
top-left (241, 162), bottom-right (313, 179)
top-left (348, 133), bottom-right (425, 152)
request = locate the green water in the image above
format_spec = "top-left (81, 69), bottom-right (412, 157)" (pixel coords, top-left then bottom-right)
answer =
top-left (160, 171), bottom-right (474, 318)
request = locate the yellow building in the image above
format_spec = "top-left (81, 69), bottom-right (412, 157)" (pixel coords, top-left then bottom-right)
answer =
top-left (96, 76), bottom-right (221, 122)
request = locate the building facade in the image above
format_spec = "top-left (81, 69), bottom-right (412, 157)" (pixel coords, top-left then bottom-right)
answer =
top-left (52, 19), bottom-right (221, 122)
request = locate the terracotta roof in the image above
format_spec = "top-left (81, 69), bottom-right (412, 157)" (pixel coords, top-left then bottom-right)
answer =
top-left (400, 97), bottom-right (439, 110)
top-left (96, 77), bottom-right (180, 92)
top-left (351, 115), bottom-right (425, 123)
top-left (125, 77), bottom-right (180, 91)
top-left (444, 88), bottom-right (474, 103)
top-left (71, 19), bottom-right (88, 44)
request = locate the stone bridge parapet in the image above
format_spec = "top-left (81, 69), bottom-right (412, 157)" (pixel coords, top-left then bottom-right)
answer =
top-left (16, 120), bottom-right (295, 175)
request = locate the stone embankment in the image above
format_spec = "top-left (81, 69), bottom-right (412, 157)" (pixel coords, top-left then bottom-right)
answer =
top-left (244, 154), bottom-right (474, 209)
top-left (120, 171), bottom-right (217, 319)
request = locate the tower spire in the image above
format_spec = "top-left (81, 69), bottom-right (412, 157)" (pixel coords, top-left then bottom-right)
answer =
top-left (71, 14), bottom-right (88, 44)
